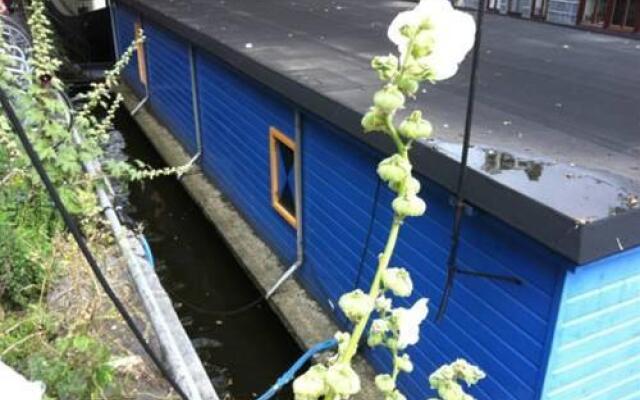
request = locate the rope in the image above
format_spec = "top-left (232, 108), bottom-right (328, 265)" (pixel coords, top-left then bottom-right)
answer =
top-left (0, 87), bottom-right (190, 400)
top-left (354, 177), bottom-right (382, 289)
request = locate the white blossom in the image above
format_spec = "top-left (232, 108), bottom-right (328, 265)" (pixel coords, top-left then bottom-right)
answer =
top-left (387, 0), bottom-right (476, 81)
top-left (393, 298), bottom-right (429, 349)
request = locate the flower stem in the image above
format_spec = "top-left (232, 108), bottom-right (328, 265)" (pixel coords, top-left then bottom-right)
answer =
top-left (385, 114), bottom-right (405, 154)
top-left (338, 216), bottom-right (404, 364)
top-left (391, 346), bottom-right (400, 381)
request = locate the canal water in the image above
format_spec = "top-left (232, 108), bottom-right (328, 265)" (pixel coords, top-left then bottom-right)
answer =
top-left (113, 110), bottom-right (300, 399)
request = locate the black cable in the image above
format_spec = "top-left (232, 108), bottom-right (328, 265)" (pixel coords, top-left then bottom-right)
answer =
top-left (354, 177), bottom-right (382, 289)
top-left (165, 284), bottom-right (266, 318)
top-left (0, 87), bottom-right (190, 400)
top-left (435, 0), bottom-right (487, 322)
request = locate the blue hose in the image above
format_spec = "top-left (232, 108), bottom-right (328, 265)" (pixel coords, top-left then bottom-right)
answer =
top-left (257, 338), bottom-right (338, 400)
top-left (140, 235), bottom-right (155, 268)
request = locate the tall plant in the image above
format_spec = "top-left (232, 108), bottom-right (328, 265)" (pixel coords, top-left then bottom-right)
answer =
top-left (293, 1), bottom-right (484, 399)
top-left (0, 0), bottom-right (191, 304)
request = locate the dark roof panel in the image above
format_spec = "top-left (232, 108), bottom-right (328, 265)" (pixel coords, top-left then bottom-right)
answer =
top-left (116, 0), bottom-right (640, 263)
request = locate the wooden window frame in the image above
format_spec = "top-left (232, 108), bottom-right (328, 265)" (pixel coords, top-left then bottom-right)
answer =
top-left (134, 20), bottom-right (148, 85)
top-left (269, 127), bottom-right (298, 228)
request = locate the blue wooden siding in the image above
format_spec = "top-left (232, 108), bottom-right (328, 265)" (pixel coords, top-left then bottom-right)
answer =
top-left (194, 50), bottom-right (297, 265)
top-left (300, 113), bottom-right (570, 400)
top-left (113, 5), bottom-right (145, 97)
top-left (144, 23), bottom-right (197, 155)
top-left (541, 246), bottom-right (640, 400)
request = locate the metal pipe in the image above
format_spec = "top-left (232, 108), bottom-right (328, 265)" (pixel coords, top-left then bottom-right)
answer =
top-left (266, 109), bottom-right (304, 299)
top-left (106, 0), bottom-right (120, 62)
top-left (131, 86), bottom-right (149, 115)
top-left (73, 129), bottom-right (205, 400)
top-left (188, 44), bottom-right (202, 163)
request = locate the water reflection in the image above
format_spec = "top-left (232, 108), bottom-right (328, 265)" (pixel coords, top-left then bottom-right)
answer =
top-left (430, 140), bottom-right (640, 220)
top-left (482, 149), bottom-right (546, 181)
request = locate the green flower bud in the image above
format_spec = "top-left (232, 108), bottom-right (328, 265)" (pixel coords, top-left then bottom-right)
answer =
top-left (339, 289), bottom-right (374, 323)
top-left (326, 363), bottom-right (361, 397)
top-left (392, 195), bottom-right (427, 218)
top-left (382, 267), bottom-right (413, 297)
top-left (412, 30), bottom-right (436, 58)
top-left (386, 337), bottom-right (399, 350)
top-left (375, 374), bottom-right (395, 393)
top-left (451, 359), bottom-right (486, 385)
top-left (368, 318), bottom-right (390, 347)
top-left (372, 54), bottom-right (399, 81)
top-left (373, 86), bottom-right (405, 113)
top-left (375, 296), bottom-right (393, 313)
top-left (362, 108), bottom-right (387, 133)
top-left (398, 111), bottom-right (433, 140)
top-left (368, 332), bottom-right (383, 347)
top-left (387, 389), bottom-right (408, 400)
top-left (406, 176), bottom-right (422, 196)
top-left (397, 354), bottom-right (414, 373)
top-left (398, 77), bottom-right (419, 96)
top-left (429, 360), bottom-right (484, 400)
top-left (400, 24), bottom-right (418, 39)
top-left (293, 364), bottom-right (327, 400)
top-left (389, 175), bottom-right (421, 195)
top-left (402, 57), bottom-right (424, 79)
top-left (378, 163), bottom-right (406, 183)
top-left (335, 331), bottom-right (351, 356)
top-left (377, 155), bottom-right (411, 184)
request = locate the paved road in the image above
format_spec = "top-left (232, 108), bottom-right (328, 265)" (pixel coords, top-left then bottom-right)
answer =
top-left (459, 14), bottom-right (640, 179)
top-left (166, 0), bottom-right (639, 180)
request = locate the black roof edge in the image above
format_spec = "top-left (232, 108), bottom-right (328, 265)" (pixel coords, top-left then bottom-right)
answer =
top-left (116, 0), bottom-right (640, 265)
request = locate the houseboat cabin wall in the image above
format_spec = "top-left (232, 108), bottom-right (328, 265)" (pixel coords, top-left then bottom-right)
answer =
top-left (113, 5), bottom-right (146, 98)
top-left (541, 247), bottom-right (640, 400)
top-left (112, 4), bottom-right (639, 399)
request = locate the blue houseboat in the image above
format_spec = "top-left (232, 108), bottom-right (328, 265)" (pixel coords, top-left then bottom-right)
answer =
top-left (110, 1), bottom-right (640, 399)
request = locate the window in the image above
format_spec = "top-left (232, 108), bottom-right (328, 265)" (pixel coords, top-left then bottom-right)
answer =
top-left (580, 0), bottom-right (639, 30)
top-left (134, 20), bottom-right (147, 85)
top-left (269, 127), bottom-right (297, 228)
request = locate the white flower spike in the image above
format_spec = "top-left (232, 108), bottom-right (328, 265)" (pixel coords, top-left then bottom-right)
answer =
top-left (387, 0), bottom-right (476, 81)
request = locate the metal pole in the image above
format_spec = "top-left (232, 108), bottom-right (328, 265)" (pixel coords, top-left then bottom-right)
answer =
top-left (266, 110), bottom-right (304, 299)
top-left (106, 0), bottom-right (119, 62)
top-left (435, 0), bottom-right (487, 322)
top-left (188, 43), bottom-right (202, 162)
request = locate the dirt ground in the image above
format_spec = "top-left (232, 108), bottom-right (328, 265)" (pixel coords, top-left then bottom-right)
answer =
top-left (46, 229), bottom-right (180, 400)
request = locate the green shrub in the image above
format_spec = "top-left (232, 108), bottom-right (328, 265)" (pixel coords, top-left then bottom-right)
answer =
top-left (0, 183), bottom-right (60, 307)
top-left (27, 335), bottom-right (116, 400)
top-left (0, 308), bottom-right (117, 400)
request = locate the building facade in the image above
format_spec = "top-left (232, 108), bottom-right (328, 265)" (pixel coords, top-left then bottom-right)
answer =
top-left (456, 0), bottom-right (640, 33)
